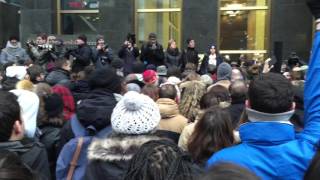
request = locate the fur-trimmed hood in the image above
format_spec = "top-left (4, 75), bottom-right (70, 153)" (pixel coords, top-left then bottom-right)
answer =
top-left (88, 134), bottom-right (160, 162)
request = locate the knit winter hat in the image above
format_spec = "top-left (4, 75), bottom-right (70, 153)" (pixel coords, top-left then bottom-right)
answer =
top-left (111, 91), bottom-right (161, 135)
top-left (143, 70), bottom-right (158, 85)
top-left (10, 89), bottom-right (39, 138)
top-left (217, 62), bottom-right (232, 81)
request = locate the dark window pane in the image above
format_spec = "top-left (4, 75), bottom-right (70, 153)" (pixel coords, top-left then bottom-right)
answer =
top-left (62, 14), bottom-right (99, 34)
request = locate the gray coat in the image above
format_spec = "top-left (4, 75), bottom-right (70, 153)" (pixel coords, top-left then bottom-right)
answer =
top-left (0, 46), bottom-right (30, 64)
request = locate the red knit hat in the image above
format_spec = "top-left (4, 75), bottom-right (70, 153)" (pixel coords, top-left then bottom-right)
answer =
top-left (143, 70), bottom-right (158, 84)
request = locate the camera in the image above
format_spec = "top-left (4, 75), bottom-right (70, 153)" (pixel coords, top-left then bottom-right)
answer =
top-left (26, 40), bottom-right (36, 47)
top-left (38, 44), bottom-right (53, 50)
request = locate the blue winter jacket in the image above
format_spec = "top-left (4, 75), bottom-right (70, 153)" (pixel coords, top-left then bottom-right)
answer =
top-left (207, 32), bottom-right (320, 180)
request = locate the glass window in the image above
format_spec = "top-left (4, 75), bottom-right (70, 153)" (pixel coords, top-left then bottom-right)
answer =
top-left (220, 0), bottom-right (268, 7)
top-left (220, 10), bottom-right (268, 50)
top-left (61, 0), bottom-right (99, 10)
top-left (62, 14), bottom-right (99, 34)
top-left (136, 0), bottom-right (181, 9)
top-left (135, 0), bottom-right (182, 48)
top-left (219, 0), bottom-right (269, 59)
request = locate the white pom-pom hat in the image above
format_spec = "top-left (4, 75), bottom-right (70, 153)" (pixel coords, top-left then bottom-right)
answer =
top-left (111, 91), bottom-right (161, 134)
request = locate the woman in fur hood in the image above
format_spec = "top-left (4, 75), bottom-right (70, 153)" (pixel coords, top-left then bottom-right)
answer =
top-left (84, 91), bottom-right (162, 180)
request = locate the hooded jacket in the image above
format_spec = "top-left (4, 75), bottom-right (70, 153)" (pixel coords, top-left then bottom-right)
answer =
top-left (157, 98), bottom-right (188, 134)
top-left (84, 134), bottom-right (160, 180)
top-left (45, 68), bottom-right (70, 87)
top-left (0, 41), bottom-right (30, 64)
top-left (207, 32), bottom-right (320, 180)
top-left (10, 89), bottom-right (39, 138)
top-left (0, 138), bottom-right (51, 179)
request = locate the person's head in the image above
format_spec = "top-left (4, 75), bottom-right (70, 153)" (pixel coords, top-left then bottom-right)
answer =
top-left (143, 70), bottom-right (158, 86)
top-left (89, 67), bottom-right (122, 94)
top-left (184, 63), bottom-right (197, 73)
top-left (132, 62), bottom-right (145, 74)
top-left (16, 80), bottom-right (34, 91)
top-left (187, 38), bottom-right (195, 48)
top-left (47, 35), bottom-right (56, 45)
top-left (36, 33), bottom-right (47, 45)
top-left (124, 139), bottom-right (203, 180)
top-left (96, 35), bottom-right (105, 46)
top-left (168, 39), bottom-right (177, 49)
top-left (8, 36), bottom-right (19, 46)
top-left (209, 45), bottom-right (216, 55)
top-left (217, 62), bottom-right (232, 81)
top-left (201, 162), bottom-right (260, 180)
top-left (111, 91), bottom-right (161, 135)
top-left (10, 89), bottom-right (39, 138)
top-left (159, 84), bottom-right (177, 100)
top-left (141, 84), bottom-right (159, 102)
top-left (248, 72), bottom-right (294, 113)
top-left (179, 80), bottom-right (206, 122)
top-left (167, 66), bottom-right (182, 79)
top-left (231, 68), bottom-right (244, 82)
top-left (207, 85), bottom-right (231, 106)
top-left (148, 33), bottom-right (157, 45)
top-left (33, 83), bottom-right (52, 98)
top-left (0, 91), bottom-right (24, 142)
top-left (55, 58), bottom-right (71, 72)
top-left (41, 93), bottom-right (64, 126)
top-left (188, 106), bottom-right (234, 163)
top-left (76, 34), bottom-right (87, 45)
top-left (199, 92), bottom-right (219, 110)
top-left (230, 80), bottom-right (247, 104)
top-left (26, 65), bottom-right (45, 84)
top-left (0, 151), bottom-right (38, 180)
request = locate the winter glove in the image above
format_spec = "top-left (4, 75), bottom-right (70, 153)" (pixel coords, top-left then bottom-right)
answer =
top-left (307, 0), bottom-right (320, 19)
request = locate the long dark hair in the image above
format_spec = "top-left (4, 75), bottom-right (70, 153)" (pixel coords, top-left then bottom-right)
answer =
top-left (187, 106), bottom-right (234, 163)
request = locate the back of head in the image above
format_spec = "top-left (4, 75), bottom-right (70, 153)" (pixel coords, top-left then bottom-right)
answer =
top-left (26, 65), bottom-right (44, 84)
top-left (141, 84), bottom-right (159, 102)
top-left (199, 92), bottom-right (219, 110)
top-left (0, 91), bottom-right (21, 142)
top-left (249, 72), bottom-right (293, 113)
top-left (207, 85), bottom-right (231, 105)
top-left (230, 80), bottom-right (247, 104)
top-left (188, 107), bottom-right (234, 163)
top-left (124, 139), bottom-right (203, 180)
top-left (200, 162), bottom-right (260, 180)
top-left (159, 84), bottom-right (177, 100)
top-left (0, 151), bottom-right (37, 180)
top-left (89, 67), bottom-right (122, 93)
top-left (217, 62), bottom-right (232, 81)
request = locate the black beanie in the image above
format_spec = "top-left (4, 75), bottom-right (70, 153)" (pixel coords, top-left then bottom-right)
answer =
top-left (89, 67), bottom-right (122, 94)
top-left (44, 93), bottom-right (64, 118)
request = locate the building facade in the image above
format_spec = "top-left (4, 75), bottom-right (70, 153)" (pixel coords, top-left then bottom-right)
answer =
top-left (2, 0), bottom-right (314, 61)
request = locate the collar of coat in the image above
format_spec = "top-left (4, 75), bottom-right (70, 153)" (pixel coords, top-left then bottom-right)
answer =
top-left (156, 98), bottom-right (179, 119)
top-left (87, 134), bottom-right (160, 162)
top-left (246, 107), bottom-right (294, 123)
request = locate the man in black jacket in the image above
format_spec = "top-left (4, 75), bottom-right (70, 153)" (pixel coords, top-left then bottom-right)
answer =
top-left (68, 35), bottom-right (93, 73)
top-left (0, 91), bottom-right (51, 179)
top-left (180, 38), bottom-right (200, 72)
top-left (140, 33), bottom-right (165, 67)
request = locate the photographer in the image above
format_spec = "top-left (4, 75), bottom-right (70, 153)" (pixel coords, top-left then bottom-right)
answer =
top-left (140, 33), bottom-right (165, 67)
top-left (67, 35), bottom-right (93, 73)
top-left (118, 33), bottom-right (140, 75)
top-left (26, 33), bottom-right (53, 68)
top-left (0, 36), bottom-right (31, 65)
top-left (92, 35), bottom-right (113, 69)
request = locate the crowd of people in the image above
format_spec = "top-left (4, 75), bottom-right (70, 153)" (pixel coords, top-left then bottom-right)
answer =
top-left (0, 1), bottom-right (320, 180)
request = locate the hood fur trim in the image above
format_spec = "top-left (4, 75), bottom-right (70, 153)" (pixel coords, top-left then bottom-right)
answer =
top-left (88, 135), bottom-right (160, 162)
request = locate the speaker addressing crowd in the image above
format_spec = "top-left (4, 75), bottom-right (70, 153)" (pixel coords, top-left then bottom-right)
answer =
top-left (0, 0), bottom-right (319, 179)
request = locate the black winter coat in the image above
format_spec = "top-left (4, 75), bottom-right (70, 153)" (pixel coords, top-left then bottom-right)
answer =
top-left (0, 138), bottom-right (51, 179)
top-left (118, 46), bottom-right (140, 75)
top-left (59, 89), bottom-right (118, 150)
top-left (165, 48), bottom-right (181, 68)
top-left (180, 47), bottom-right (199, 71)
top-left (39, 124), bottom-right (61, 178)
top-left (140, 42), bottom-right (165, 67)
top-left (69, 44), bottom-right (92, 72)
top-left (84, 134), bottom-right (160, 180)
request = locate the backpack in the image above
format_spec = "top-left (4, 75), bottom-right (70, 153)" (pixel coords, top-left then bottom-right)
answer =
top-left (56, 116), bottom-right (112, 180)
